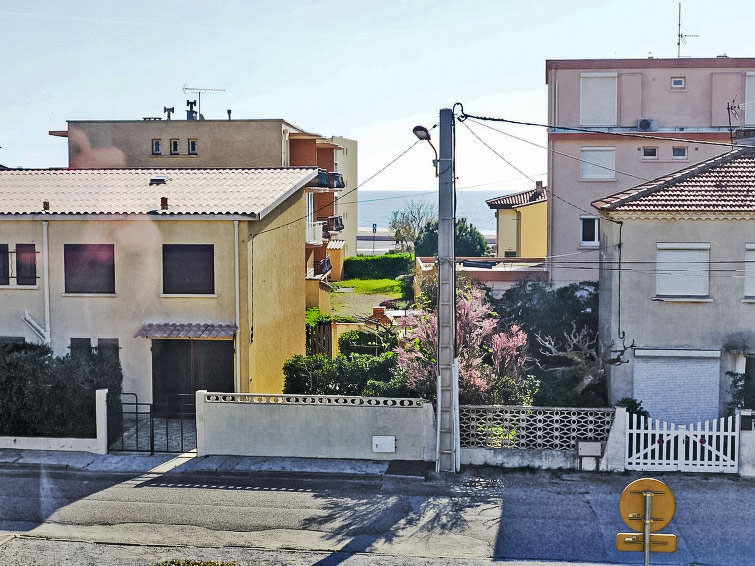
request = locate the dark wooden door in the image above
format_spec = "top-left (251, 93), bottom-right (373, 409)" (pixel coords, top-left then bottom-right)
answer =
top-left (152, 340), bottom-right (234, 415)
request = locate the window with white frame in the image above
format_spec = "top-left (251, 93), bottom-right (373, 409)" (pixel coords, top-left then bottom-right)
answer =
top-left (170, 139), bottom-right (179, 155)
top-left (579, 217), bottom-right (599, 247)
top-left (747, 73), bottom-right (755, 126)
top-left (745, 243), bottom-right (755, 298)
top-left (188, 139), bottom-right (198, 155)
top-left (580, 72), bottom-right (617, 126)
top-left (642, 147), bottom-right (658, 159)
top-left (670, 76), bottom-right (686, 89)
top-left (580, 147), bottom-right (616, 180)
top-left (151, 139), bottom-right (161, 155)
top-left (656, 243), bottom-right (710, 298)
top-left (672, 146), bottom-right (688, 160)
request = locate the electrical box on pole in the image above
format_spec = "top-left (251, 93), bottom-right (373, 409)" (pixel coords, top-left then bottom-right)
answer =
top-left (436, 107), bottom-right (457, 473)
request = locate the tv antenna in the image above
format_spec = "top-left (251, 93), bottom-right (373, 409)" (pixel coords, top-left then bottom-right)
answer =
top-left (676, 2), bottom-right (699, 58)
top-left (182, 85), bottom-right (226, 118)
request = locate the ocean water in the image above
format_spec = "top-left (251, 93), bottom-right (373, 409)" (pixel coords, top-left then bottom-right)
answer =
top-left (356, 189), bottom-right (502, 235)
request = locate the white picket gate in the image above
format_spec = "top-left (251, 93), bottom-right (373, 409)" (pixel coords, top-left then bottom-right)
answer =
top-left (625, 413), bottom-right (739, 473)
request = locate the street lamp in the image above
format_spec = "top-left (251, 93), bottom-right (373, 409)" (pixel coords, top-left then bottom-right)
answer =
top-left (413, 125), bottom-right (439, 177)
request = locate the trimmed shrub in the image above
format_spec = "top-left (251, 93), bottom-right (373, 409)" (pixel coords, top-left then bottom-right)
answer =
top-left (0, 342), bottom-right (123, 438)
top-left (283, 352), bottom-right (398, 396)
top-left (343, 253), bottom-right (413, 280)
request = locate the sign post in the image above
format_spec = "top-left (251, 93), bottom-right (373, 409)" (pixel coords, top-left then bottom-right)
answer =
top-left (617, 478), bottom-right (677, 565)
top-left (372, 223), bottom-right (377, 255)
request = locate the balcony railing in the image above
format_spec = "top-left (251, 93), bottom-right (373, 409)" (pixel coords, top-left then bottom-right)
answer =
top-left (306, 169), bottom-right (330, 188)
top-left (328, 172), bottom-right (345, 189)
top-left (306, 221), bottom-right (326, 245)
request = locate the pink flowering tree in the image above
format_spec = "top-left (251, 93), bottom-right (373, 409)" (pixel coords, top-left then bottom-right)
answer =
top-left (395, 286), bottom-right (538, 404)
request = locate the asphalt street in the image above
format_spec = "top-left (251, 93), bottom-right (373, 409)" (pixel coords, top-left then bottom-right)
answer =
top-left (1, 464), bottom-right (754, 565)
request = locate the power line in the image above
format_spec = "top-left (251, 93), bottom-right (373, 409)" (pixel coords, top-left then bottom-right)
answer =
top-left (459, 119), bottom-right (537, 183)
top-left (457, 107), bottom-right (751, 149)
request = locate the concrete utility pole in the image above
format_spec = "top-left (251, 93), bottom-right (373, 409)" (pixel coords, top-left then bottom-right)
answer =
top-left (436, 108), bottom-right (459, 473)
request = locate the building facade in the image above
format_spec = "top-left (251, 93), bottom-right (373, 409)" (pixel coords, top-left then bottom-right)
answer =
top-left (593, 148), bottom-right (755, 422)
top-left (51, 114), bottom-right (358, 262)
top-left (0, 167), bottom-right (319, 401)
top-left (546, 57), bottom-right (755, 285)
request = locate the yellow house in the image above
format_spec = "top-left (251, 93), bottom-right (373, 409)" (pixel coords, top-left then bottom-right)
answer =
top-left (0, 167), bottom-right (320, 402)
top-left (486, 182), bottom-right (547, 258)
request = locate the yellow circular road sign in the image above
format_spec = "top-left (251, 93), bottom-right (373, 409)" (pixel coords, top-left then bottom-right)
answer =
top-left (619, 478), bottom-right (675, 532)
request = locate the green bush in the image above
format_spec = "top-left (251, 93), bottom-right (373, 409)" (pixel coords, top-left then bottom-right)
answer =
top-left (414, 218), bottom-right (488, 257)
top-left (0, 342), bottom-right (123, 438)
top-left (343, 253), bottom-right (413, 279)
top-left (338, 329), bottom-right (397, 356)
top-left (397, 273), bottom-right (414, 301)
top-left (283, 352), bottom-right (398, 396)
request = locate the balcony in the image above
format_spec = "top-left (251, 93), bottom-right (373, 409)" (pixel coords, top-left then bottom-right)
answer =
top-left (328, 172), bottom-right (345, 189)
top-left (318, 215), bottom-right (345, 236)
top-left (306, 221), bottom-right (327, 245)
top-left (306, 168), bottom-right (330, 188)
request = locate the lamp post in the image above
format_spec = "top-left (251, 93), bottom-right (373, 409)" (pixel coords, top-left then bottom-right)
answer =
top-left (414, 108), bottom-right (458, 473)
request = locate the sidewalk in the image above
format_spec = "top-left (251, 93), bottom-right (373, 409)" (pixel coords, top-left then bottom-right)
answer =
top-left (0, 448), bottom-right (395, 478)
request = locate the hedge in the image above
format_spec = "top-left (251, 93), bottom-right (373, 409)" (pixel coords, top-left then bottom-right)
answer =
top-left (283, 352), bottom-right (397, 396)
top-left (0, 342), bottom-right (123, 438)
top-left (342, 253), bottom-right (413, 280)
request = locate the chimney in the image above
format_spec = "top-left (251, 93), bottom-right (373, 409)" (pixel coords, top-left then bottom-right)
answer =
top-left (535, 180), bottom-right (543, 191)
top-left (160, 197), bottom-right (168, 210)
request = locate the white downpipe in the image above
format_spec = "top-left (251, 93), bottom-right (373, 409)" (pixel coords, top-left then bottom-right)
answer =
top-left (234, 221), bottom-right (241, 393)
top-left (42, 221), bottom-right (51, 343)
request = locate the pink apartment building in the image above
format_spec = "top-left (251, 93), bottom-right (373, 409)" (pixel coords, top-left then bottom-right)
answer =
top-left (546, 57), bottom-right (755, 286)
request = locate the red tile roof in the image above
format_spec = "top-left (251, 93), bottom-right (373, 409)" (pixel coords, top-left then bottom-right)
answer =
top-left (135, 322), bottom-right (237, 339)
top-left (592, 148), bottom-right (755, 212)
top-left (0, 167), bottom-right (318, 218)
top-left (486, 187), bottom-right (547, 209)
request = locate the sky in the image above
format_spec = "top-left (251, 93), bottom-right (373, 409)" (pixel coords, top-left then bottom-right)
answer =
top-left (2, 0), bottom-right (755, 195)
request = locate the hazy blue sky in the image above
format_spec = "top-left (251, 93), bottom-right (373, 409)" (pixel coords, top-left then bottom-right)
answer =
top-left (2, 0), bottom-right (755, 194)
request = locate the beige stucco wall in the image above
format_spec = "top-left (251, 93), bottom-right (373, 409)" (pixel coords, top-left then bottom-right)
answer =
top-left (598, 216), bottom-right (755, 413)
top-left (495, 210), bottom-right (518, 256)
top-left (247, 189), bottom-right (307, 393)
top-left (0, 217), bottom-right (238, 402)
top-left (548, 138), bottom-right (727, 286)
top-left (331, 136), bottom-right (358, 258)
top-left (518, 201), bottom-right (547, 258)
top-left (68, 120), bottom-right (285, 168)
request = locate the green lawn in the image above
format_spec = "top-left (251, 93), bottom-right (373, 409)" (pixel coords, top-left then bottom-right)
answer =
top-left (333, 278), bottom-right (402, 296)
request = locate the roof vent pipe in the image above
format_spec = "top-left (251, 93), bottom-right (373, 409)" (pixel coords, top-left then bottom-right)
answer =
top-left (160, 197), bottom-right (168, 210)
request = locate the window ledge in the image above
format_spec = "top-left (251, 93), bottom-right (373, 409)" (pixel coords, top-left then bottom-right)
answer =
top-left (0, 285), bottom-right (40, 291)
top-left (160, 293), bottom-right (218, 298)
top-left (579, 244), bottom-right (600, 249)
top-left (741, 297), bottom-right (755, 303)
top-left (580, 177), bottom-right (617, 182)
top-left (62, 293), bottom-right (118, 297)
top-left (652, 296), bottom-right (712, 303)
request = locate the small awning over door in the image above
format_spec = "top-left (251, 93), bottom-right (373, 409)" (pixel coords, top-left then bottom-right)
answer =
top-left (135, 322), bottom-right (237, 339)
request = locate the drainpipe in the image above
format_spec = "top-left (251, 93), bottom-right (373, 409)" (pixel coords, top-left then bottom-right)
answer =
top-left (234, 220), bottom-right (241, 393)
top-left (42, 220), bottom-right (51, 343)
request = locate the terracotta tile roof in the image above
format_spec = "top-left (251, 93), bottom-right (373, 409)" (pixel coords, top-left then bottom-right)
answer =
top-left (0, 167), bottom-right (318, 218)
top-left (135, 322), bottom-right (237, 339)
top-left (592, 148), bottom-right (755, 212)
top-left (486, 187), bottom-right (547, 209)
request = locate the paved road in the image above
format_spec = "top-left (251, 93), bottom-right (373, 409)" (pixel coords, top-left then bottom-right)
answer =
top-left (1, 465), bottom-right (754, 565)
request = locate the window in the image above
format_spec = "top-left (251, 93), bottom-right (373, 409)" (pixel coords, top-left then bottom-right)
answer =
top-left (580, 72), bottom-right (617, 126)
top-left (152, 139), bottom-right (161, 155)
top-left (580, 147), bottom-right (616, 180)
top-left (746, 73), bottom-right (755, 126)
top-left (642, 147), bottom-right (658, 159)
top-left (656, 243), bottom-right (710, 298)
top-left (64, 244), bottom-right (115, 294)
top-left (170, 139), bottom-right (179, 155)
top-left (580, 217), bottom-right (599, 247)
top-left (70, 338), bottom-right (93, 362)
top-left (97, 338), bottom-right (120, 362)
top-left (671, 76), bottom-right (686, 89)
top-left (163, 244), bottom-right (214, 294)
top-left (672, 146), bottom-right (688, 160)
top-left (745, 244), bottom-right (755, 298)
top-left (0, 244), bottom-right (37, 286)
top-left (16, 244), bottom-right (36, 285)
top-left (188, 139), bottom-right (198, 155)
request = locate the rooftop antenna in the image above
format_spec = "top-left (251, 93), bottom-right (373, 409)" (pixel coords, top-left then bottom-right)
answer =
top-left (677, 2), bottom-right (699, 58)
top-left (182, 85), bottom-right (226, 119)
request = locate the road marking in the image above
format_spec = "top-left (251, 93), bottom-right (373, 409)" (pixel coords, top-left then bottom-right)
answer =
top-left (122, 449), bottom-right (197, 487)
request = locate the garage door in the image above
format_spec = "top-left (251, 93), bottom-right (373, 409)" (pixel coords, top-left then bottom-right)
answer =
top-left (633, 350), bottom-right (720, 423)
